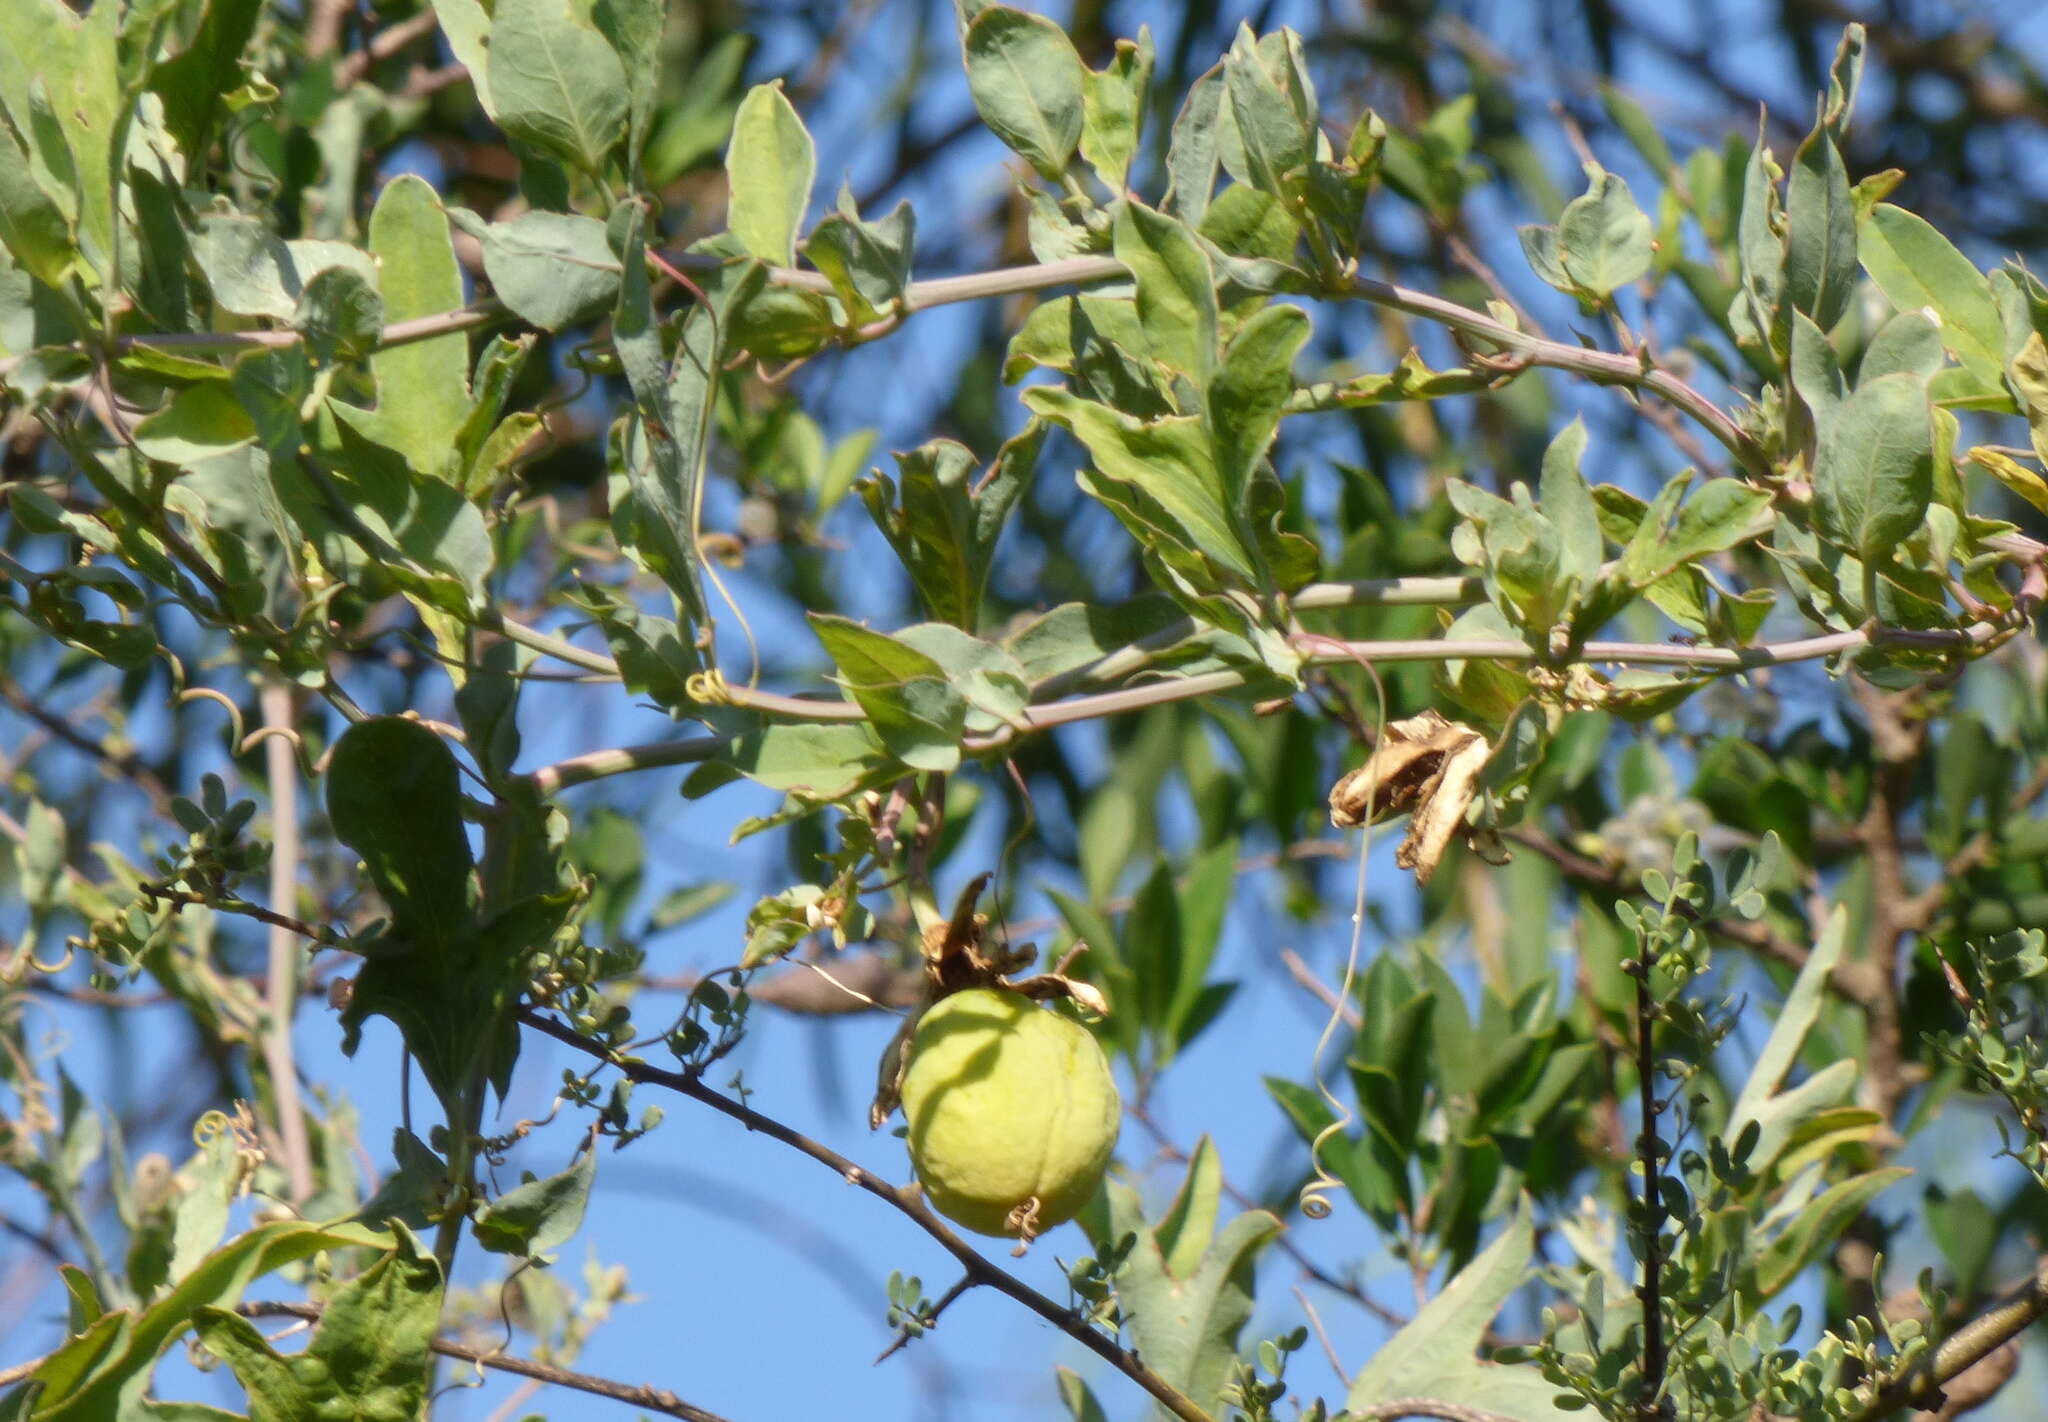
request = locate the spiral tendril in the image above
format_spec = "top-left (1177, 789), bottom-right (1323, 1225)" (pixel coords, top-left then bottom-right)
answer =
top-left (1297, 648), bottom-right (1388, 1224)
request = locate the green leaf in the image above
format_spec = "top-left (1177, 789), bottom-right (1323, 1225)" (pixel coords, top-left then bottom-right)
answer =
top-left (1968, 446), bottom-right (2048, 515)
top-left (431, 0), bottom-right (495, 116)
top-left (293, 265), bottom-right (385, 364)
top-left (1861, 310), bottom-right (1946, 383)
top-left (23, 1220), bottom-right (392, 1422)
top-left (148, 0), bottom-right (262, 161)
top-left (1859, 204), bottom-right (2005, 389)
top-left (1115, 200), bottom-right (1218, 390)
top-left (1539, 418), bottom-right (1602, 589)
top-left (591, 0), bottom-right (662, 174)
top-left (726, 81), bottom-right (815, 266)
top-left (1080, 30), bottom-right (1153, 190)
top-left (326, 718), bottom-right (477, 951)
top-left (857, 429), bottom-right (1037, 629)
top-left (193, 1228), bottom-right (441, 1422)
top-left (1620, 475), bottom-right (1775, 586)
top-left (1553, 163), bottom-right (1652, 298)
top-left (1024, 389), bottom-right (1260, 589)
top-left (681, 723), bottom-right (893, 804)
top-left (891, 622), bottom-right (1030, 733)
top-left (1164, 62), bottom-right (1226, 224)
top-left (366, 176), bottom-right (471, 481)
top-left (1757, 1167), bottom-right (1912, 1296)
top-left (1208, 302), bottom-right (1308, 501)
top-left (133, 385), bottom-right (257, 466)
top-left (453, 209), bottom-right (621, 331)
top-left (1727, 905), bottom-right (1848, 1155)
top-left (1222, 25), bottom-right (1317, 200)
top-left (2013, 330), bottom-right (2048, 466)
top-left (1348, 1203), bottom-right (1578, 1420)
top-left (803, 187), bottom-right (915, 325)
top-left (811, 615), bottom-right (966, 772)
top-left (1785, 127), bottom-right (1857, 331)
top-left (961, 5), bottom-right (1085, 182)
top-left (611, 204), bottom-right (762, 628)
top-left (0, 132), bottom-right (74, 286)
top-left (487, 0), bottom-right (628, 176)
top-left (1094, 1152), bottom-right (1282, 1417)
top-left (473, 1147), bottom-right (597, 1257)
top-left (1790, 310), bottom-right (1846, 437)
top-left (1812, 371), bottom-right (1933, 564)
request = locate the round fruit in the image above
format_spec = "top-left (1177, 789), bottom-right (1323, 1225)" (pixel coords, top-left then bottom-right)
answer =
top-left (900, 988), bottom-right (1120, 1239)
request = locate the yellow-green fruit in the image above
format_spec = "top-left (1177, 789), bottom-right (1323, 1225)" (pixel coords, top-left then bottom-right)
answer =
top-left (901, 988), bottom-right (1120, 1238)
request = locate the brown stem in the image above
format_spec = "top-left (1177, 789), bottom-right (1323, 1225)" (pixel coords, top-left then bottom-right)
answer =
top-left (1836, 1256), bottom-right (2048, 1422)
top-left (516, 1009), bottom-right (1219, 1422)
top-left (1633, 946), bottom-right (1669, 1418)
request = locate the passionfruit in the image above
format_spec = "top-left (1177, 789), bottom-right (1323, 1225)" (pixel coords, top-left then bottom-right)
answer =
top-left (900, 988), bottom-right (1120, 1239)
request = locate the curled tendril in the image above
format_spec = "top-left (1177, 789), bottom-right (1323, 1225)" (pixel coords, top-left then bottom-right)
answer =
top-left (30, 938), bottom-right (77, 975)
top-left (237, 722), bottom-right (306, 764)
top-left (178, 686), bottom-right (247, 747)
top-left (1297, 645), bottom-right (1389, 1226)
top-left (685, 668), bottom-right (735, 706)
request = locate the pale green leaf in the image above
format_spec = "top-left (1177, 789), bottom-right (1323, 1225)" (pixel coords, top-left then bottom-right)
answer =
top-left (726, 81), bottom-right (815, 266)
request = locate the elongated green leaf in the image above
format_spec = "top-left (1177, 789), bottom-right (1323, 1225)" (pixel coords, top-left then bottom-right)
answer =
top-left (1539, 418), bottom-right (1602, 587)
top-left (0, 133), bottom-right (74, 286)
top-left (1757, 1167), bottom-right (1912, 1296)
top-left (681, 723), bottom-right (893, 803)
top-left (1785, 127), bottom-right (1857, 331)
top-left (1859, 204), bottom-right (2004, 387)
top-left (803, 188), bottom-right (914, 325)
top-left (474, 1148), bottom-right (597, 1257)
top-left (1164, 62), bottom-right (1226, 224)
top-left (1025, 389), bottom-right (1257, 587)
top-left (133, 385), bottom-right (257, 465)
top-left (367, 176), bottom-right (470, 480)
top-left (25, 1221), bottom-right (391, 1422)
top-left (1114, 200), bottom-right (1218, 391)
top-left (431, 0), bottom-right (494, 115)
top-left (727, 81), bottom-right (815, 266)
top-left (1222, 25), bottom-right (1316, 199)
top-left (488, 0), bottom-right (627, 176)
top-left (1812, 370), bottom-right (1933, 563)
top-left (1208, 302), bottom-right (1308, 500)
top-left (1728, 905), bottom-right (1848, 1145)
top-left (149, 0), bottom-right (262, 161)
top-left (326, 718), bottom-right (476, 950)
top-left (1080, 30), bottom-right (1152, 190)
top-left (591, 0), bottom-right (662, 172)
top-left (860, 429), bottom-right (1037, 630)
top-left (961, 5), bottom-right (1085, 181)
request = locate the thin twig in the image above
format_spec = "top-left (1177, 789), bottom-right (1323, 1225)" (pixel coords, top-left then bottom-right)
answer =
top-left (516, 1009), bottom-right (1219, 1422)
top-left (875, 1272), bottom-right (975, 1362)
